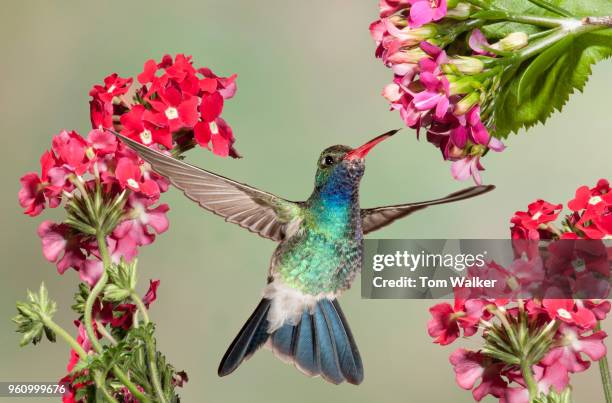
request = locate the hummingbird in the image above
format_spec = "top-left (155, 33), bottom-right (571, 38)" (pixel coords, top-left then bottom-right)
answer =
top-left (110, 129), bottom-right (494, 385)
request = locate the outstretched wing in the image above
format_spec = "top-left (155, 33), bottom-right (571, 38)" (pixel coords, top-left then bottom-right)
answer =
top-left (110, 130), bottom-right (302, 241)
top-left (361, 185), bottom-right (495, 234)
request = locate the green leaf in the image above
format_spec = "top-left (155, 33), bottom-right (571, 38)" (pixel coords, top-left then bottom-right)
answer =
top-left (493, 29), bottom-right (612, 137)
top-left (516, 35), bottom-right (574, 103)
top-left (103, 259), bottom-right (138, 302)
top-left (12, 283), bottom-right (58, 347)
top-left (71, 283), bottom-right (90, 315)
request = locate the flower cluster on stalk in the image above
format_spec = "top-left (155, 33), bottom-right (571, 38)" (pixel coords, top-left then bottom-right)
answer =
top-left (16, 54), bottom-right (237, 402)
top-left (428, 179), bottom-right (612, 402)
top-left (370, 1), bottom-right (538, 184)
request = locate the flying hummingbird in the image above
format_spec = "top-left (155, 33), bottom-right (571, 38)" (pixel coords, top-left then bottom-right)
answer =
top-left (110, 129), bottom-right (494, 385)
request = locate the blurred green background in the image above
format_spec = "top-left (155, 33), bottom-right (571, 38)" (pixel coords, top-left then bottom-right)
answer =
top-left (1, 1), bottom-right (611, 402)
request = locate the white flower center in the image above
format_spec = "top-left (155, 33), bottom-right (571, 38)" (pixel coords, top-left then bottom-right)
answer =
top-left (127, 178), bottom-right (140, 189)
top-left (532, 212), bottom-right (542, 221)
top-left (107, 84), bottom-right (116, 93)
top-left (557, 308), bottom-right (572, 320)
top-left (165, 107), bottom-right (179, 120)
top-left (133, 203), bottom-right (148, 224)
top-left (140, 129), bottom-right (152, 145)
top-left (589, 196), bottom-right (603, 205)
top-left (210, 121), bottom-right (219, 135)
top-left (604, 234), bottom-right (612, 240)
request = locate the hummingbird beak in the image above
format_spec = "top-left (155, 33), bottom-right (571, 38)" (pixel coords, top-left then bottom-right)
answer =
top-left (344, 129), bottom-right (399, 161)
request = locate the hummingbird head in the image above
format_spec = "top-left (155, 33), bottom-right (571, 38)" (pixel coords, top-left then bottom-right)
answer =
top-left (313, 130), bottom-right (398, 197)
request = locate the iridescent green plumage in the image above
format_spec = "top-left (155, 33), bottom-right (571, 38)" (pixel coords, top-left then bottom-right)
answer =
top-left (274, 145), bottom-right (364, 295)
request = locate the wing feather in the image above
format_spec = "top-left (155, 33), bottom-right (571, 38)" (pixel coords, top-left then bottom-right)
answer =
top-left (110, 130), bottom-right (302, 241)
top-left (361, 185), bottom-right (495, 234)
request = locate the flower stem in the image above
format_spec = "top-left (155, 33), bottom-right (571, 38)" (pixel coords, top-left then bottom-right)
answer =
top-left (132, 292), bottom-right (167, 403)
top-left (85, 231), bottom-right (151, 403)
top-left (95, 320), bottom-right (117, 346)
top-left (42, 318), bottom-right (88, 360)
top-left (596, 322), bottom-right (612, 403)
top-left (520, 361), bottom-right (539, 400)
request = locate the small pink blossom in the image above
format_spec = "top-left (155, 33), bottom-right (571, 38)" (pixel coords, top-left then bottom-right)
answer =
top-left (407, 0), bottom-right (447, 28)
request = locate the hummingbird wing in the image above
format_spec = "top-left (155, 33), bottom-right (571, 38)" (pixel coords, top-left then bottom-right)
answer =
top-left (360, 185), bottom-right (495, 234)
top-left (111, 131), bottom-right (302, 241)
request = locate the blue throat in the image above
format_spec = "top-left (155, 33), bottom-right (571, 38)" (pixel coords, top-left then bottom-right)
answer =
top-left (308, 171), bottom-right (358, 234)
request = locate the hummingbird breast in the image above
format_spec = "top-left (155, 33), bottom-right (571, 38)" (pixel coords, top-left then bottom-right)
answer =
top-left (270, 194), bottom-right (363, 296)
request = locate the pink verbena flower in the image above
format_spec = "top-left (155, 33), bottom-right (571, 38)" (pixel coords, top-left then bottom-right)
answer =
top-left (407, 0), bottom-right (447, 28)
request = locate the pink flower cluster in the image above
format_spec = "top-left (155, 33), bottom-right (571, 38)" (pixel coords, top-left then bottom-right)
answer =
top-left (428, 179), bottom-right (612, 402)
top-left (430, 299), bottom-right (609, 402)
top-left (370, 3), bottom-right (505, 184)
top-left (19, 129), bottom-right (169, 286)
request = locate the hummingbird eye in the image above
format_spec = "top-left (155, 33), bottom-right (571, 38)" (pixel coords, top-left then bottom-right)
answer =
top-left (322, 155), bottom-right (335, 167)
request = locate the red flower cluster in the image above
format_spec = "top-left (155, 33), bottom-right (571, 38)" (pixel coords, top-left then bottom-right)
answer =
top-left (20, 54), bottom-right (239, 285)
top-left (19, 129), bottom-right (169, 285)
top-left (370, 3), bottom-right (505, 184)
top-left (429, 179), bottom-right (612, 402)
top-left (511, 179), bottom-right (612, 240)
top-left (19, 54), bottom-right (224, 402)
top-left (90, 54), bottom-right (239, 157)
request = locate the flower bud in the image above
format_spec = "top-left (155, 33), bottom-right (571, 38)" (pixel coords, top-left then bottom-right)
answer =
top-left (491, 32), bottom-right (528, 52)
top-left (387, 47), bottom-right (427, 64)
top-left (445, 56), bottom-right (484, 75)
top-left (388, 14), bottom-right (408, 28)
top-left (449, 77), bottom-right (476, 95)
top-left (446, 2), bottom-right (472, 20)
top-left (382, 83), bottom-right (402, 102)
top-left (454, 92), bottom-right (481, 115)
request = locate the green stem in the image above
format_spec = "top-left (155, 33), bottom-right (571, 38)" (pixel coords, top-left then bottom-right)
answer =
top-left (94, 371), bottom-right (120, 403)
top-left (42, 318), bottom-right (88, 360)
top-left (465, 0), bottom-right (571, 27)
top-left (132, 293), bottom-right (167, 403)
top-left (86, 232), bottom-right (151, 403)
top-left (95, 320), bottom-right (117, 345)
top-left (505, 14), bottom-right (572, 28)
top-left (596, 322), bottom-right (612, 403)
top-left (520, 361), bottom-right (539, 401)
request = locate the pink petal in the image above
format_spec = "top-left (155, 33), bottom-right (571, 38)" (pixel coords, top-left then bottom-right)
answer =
top-left (433, 0), bottom-right (447, 20)
top-left (451, 158), bottom-right (473, 181)
top-left (81, 259), bottom-right (104, 286)
top-left (419, 71), bottom-right (440, 90)
top-left (146, 204), bottom-right (170, 233)
top-left (37, 221), bottom-right (67, 262)
top-left (409, 1), bottom-right (435, 28)
top-left (413, 91), bottom-right (442, 110)
top-left (449, 349), bottom-right (484, 389)
top-left (469, 29), bottom-right (490, 55)
top-left (435, 96), bottom-right (449, 119)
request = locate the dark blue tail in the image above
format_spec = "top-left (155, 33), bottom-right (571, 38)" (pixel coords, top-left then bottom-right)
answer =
top-left (218, 298), bottom-right (363, 385)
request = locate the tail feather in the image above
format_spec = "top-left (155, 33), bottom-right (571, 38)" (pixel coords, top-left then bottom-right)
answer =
top-left (219, 297), bottom-right (363, 385)
top-left (271, 322), bottom-right (296, 363)
top-left (271, 298), bottom-right (363, 385)
top-left (321, 299), bottom-right (364, 384)
top-left (313, 302), bottom-right (345, 384)
top-left (292, 309), bottom-right (320, 377)
top-left (218, 299), bottom-right (272, 377)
